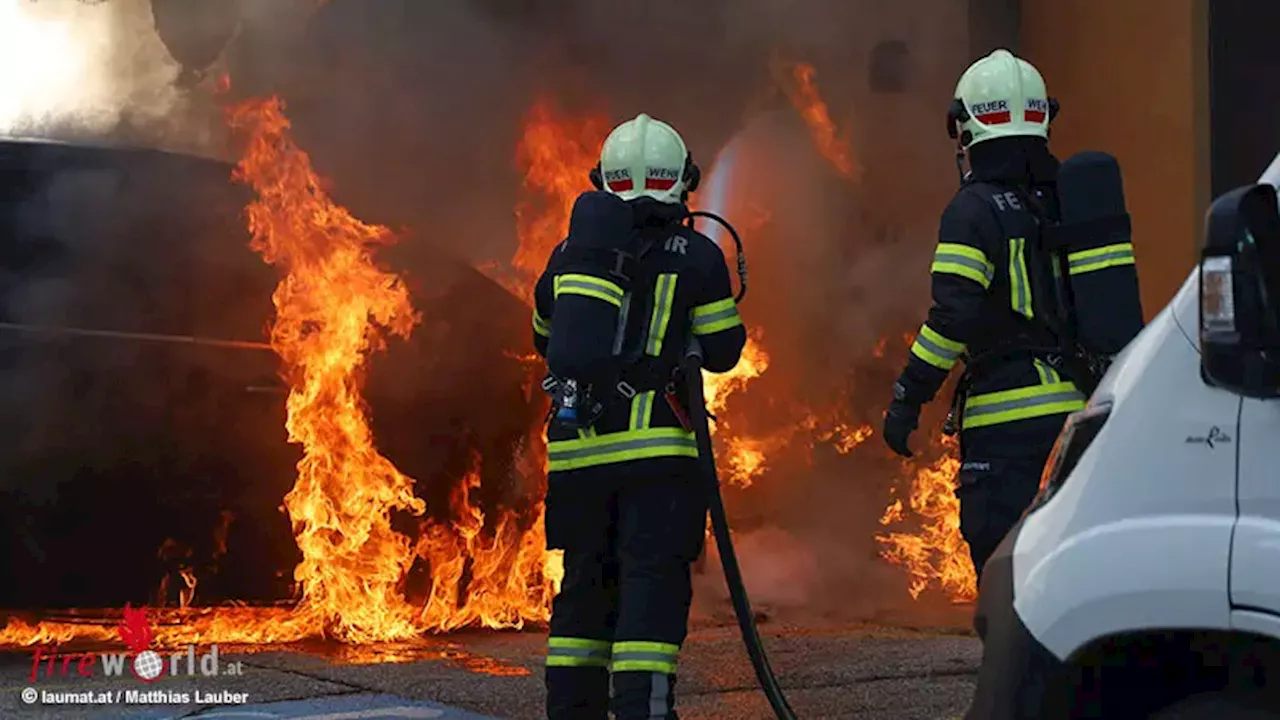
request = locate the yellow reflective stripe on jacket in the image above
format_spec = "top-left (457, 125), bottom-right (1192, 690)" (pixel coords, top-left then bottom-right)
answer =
top-left (962, 381), bottom-right (1085, 429)
top-left (931, 242), bottom-right (995, 289)
top-left (645, 273), bottom-right (679, 356)
top-left (546, 637), bottom-right (611, 668)
top-left (554, 273), bottom-right (625, 307)
top-left (1068, 242), bottom-right (1136, 275)
top-left (610, 641), bottom-right (679, 674)
top-left (910, 323), bottom-right (966, 371)
top-left (533, 310), bottom-right (551, 338)
top-left (547, 427), bottom-right (697, 472)
top-left (690, 297), bottom-right (742, 336)
top-left (629, 391), bottom-right (656, 430)
top-left (1033, 358), bottom-right (1061, 385)
top-left (1008, 237), bottom-right (1033, 318)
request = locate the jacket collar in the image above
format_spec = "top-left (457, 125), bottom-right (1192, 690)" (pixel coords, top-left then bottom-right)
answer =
top-left (967, 137), bottom-right (1060, 186)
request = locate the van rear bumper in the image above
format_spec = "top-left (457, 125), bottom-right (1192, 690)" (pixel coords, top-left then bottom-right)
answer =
top-left (965, 517), bottom-right (1072, 720)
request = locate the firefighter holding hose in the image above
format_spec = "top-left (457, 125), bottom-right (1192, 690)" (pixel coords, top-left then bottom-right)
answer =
top-left (531, 113), bottom-right (747, 720)
top-left (880, 49), bottom-right (1143, 580)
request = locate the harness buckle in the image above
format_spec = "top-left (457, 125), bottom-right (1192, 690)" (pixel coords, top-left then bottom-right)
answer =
top-left (541, 375), bottom-right (559, 394)
top-left (610, 249), bottom-right (634, 282)
top-left (942, 409), bottom-right (959, 436)
top-left (616, 381), bottom-right (637, 399)
top-left (942, 375), bottom-right (970, 436)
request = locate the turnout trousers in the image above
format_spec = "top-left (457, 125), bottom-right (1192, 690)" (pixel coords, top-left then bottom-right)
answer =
top-left (543, 457), bottom-right (708, 720)
top-left (956, 414), bottom-right (1067, 580)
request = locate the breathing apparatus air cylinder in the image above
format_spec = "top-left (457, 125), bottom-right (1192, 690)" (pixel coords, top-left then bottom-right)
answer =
top-left (1045, 151), bottom-right (1145, 373)
top-left (543, 191), bottom-right (649, 427)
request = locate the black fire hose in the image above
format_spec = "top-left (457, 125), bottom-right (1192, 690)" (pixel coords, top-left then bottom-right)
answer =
top-left (683, 339), bottom-right (798, 720)
top-left (686, 210), bottom-right (747, 304)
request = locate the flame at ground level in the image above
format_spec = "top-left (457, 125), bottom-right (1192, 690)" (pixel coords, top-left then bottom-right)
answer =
top-left (876, 436), bottom-right (977, 603)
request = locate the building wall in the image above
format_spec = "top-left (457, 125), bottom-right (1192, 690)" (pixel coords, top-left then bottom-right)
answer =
top-left (969, 0), bottom-right (1021, 59)
top-left (1019, 0), bottom-right (1210, 316)
top-left (1208, 0), bottom-right (1280, 195)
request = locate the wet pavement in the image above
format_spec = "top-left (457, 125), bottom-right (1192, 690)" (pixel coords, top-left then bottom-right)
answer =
top-left (0, 618), bottom-right (981, 719)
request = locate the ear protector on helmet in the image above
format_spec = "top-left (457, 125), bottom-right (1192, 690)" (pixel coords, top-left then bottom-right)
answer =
top-left (945, 98), bottom-right (971, 145)
top-left (946, 97), bottom-right (1059, 145)
top-left (589, 153), bottom-right (702, 194)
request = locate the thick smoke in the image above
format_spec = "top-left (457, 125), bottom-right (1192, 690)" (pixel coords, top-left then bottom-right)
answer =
top-left (0, 0), bottom-right (979, 620)
top-left (0, 0), bottom-right (230, 156)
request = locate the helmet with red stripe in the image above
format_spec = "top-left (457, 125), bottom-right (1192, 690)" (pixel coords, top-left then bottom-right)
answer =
top-left (591, 113), bottom-right (699, 204)
top-left (949, 49), bottom-right (1055, 148)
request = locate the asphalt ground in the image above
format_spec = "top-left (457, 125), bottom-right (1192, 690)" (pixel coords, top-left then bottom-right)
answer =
top-left (0, 613), bottom-right (981, 720)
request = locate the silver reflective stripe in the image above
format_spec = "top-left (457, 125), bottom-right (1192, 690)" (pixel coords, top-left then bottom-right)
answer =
top-left (649, 672), bottom-right (671, 719)
top-left (1008, 238), bottom-right (1032, 317)
top-left (691, 306), bottom-right (737, 331)
top-left (1033, 358), bottom-right (1060, 385)
top-left (612, 294), bottom-right (633, 354)
top-left (914, 332), bottom-right (962, 363)
top-left (936, 250), bottom-right (994, 282)
top-left (612, 651), bottom-right (676, 664)
top-left (548, 646), bottom-right (610, 661)
top-left (558, 278), bottom-right (624, 303)
top-left (631, 392), bottom-right (653, 430)
top-left (645, 274), bottom-right (677, 356)
top-left (964, 390), bottom-right (1084, 420)
top-left (548, 435), bottom-right (697, 463)
top-left (1070, 248), bottom-right (1133, 271)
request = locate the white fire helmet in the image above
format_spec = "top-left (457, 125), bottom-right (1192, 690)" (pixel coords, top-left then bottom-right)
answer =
top-left (951, 49), bottom-right (1052, 147)
top-left (597, 113), bottom-right (691, 204)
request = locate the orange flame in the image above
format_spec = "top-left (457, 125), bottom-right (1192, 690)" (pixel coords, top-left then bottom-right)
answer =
top-left (501, 97), bottom-right (618, 586)
top-left (702, 334), bottom-right (771, 487)
top-left (229, 95), bottom-right (428, 642)
top-left (503, 96), bottom-right (869, 492)
top-left (499, 99), bottom-right (611, 303)
top-left (774, 60), bottom-right (860, 180)
top-left (232, 95), bottom-right (558, 639)
top-left (699, 331), bottom-right (874, 488)
top-left (0, 89), bottom-right (954, 649)
top-left (876, 435), bottom-right (977, 602)
top-left (0, 94), bottom-right (562, 650)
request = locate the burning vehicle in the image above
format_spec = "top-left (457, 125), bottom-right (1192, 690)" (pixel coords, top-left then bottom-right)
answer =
top-left (0, 130), bottom-right (550, 638)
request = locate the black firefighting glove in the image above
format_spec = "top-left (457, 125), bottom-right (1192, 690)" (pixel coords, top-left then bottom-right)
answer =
top-left (882, 381), bottom-right (920, 458)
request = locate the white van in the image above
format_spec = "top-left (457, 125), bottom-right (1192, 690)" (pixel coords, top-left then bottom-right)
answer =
top-left (965, 152), bottom-right (1280, 720)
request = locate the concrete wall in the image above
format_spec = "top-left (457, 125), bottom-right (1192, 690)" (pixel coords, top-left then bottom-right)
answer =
top-left (1019, 0), bottom-right (1210, 316)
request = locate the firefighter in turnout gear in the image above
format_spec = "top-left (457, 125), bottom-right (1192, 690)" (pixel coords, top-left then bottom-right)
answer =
top-left (881, 49), bottom-right (1142, 579)
top-left (532, 113), bottom-right (747, 720)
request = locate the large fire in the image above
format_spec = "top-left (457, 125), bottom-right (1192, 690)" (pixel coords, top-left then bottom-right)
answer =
top-left (0, 62), bottom-right (974, 650)
top-left (231, 96), bottom-right (557, 638)
top-left (0, 95), bottom-right (558, 648)
top-left (232, 96), bottom-right (426, 641)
